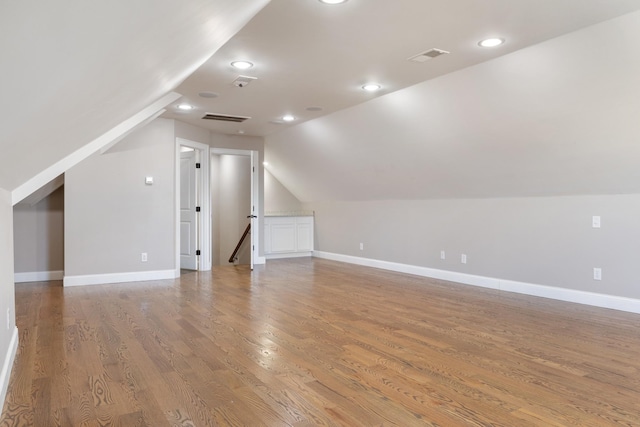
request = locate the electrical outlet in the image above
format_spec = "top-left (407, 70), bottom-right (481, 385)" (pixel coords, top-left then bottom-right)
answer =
top-left (440, 250), bottom-right (446, 260)
top-left (141, 252), bottom-right (148, 262)
top-left (461, 254), bottom-right (467, 264)
top-left (593, 268), bottom-right (602, 281)
top-left (359, 243), bottom-right (364, 251)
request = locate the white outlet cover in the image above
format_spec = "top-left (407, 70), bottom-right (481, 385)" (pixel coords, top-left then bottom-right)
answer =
top-left (592, 216), bottom-right (601, 228)
top-left (461, 254), bottom-right (467, 264)
top-left (593, 267), bottom-right (602, 280)
top-left (440, 250), bottom-right (445, 260)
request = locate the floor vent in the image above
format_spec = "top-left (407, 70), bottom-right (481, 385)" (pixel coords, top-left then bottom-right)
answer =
top-left (202, 113), bottom-right (251, 123)
top-left (408, 48), bottom-right (450, 63)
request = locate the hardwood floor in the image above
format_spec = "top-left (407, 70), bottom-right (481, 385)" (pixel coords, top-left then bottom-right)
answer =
top-left (2, 258), bottom-right (640, 426)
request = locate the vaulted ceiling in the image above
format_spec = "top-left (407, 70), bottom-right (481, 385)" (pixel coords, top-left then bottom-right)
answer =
top-left (265, 10), bottom-right (640, 201)
top-left (168, 0), bottom-right (640, 137)
top-left (0, 0), bottom-right (268, 194)
top-left (3, 0), bottom-right (640, 203)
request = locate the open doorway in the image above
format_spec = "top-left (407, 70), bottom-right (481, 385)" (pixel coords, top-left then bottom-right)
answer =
top-left (175, 140), bottom-right (260, 272)
top-left (13, 175), bottom-right (65, 284)
top-left (210, 149), bottom-right (259, 269)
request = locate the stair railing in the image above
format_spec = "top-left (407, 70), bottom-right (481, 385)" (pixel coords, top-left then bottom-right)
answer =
top-left (228, 223), bottom-right (251, 263)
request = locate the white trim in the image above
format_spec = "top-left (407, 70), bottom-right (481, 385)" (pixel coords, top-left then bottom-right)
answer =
top-left (0, 326), bottom-right (19, 412)
top-left (313, 251), bottom-right (640, 314)
top-left (63, 269), bottom-right (177, 287)
top-left (254, 256), bottom-right (267, 265)
top-left (12, 92), bottom-right (181, 206)
top-left (100, 109), bottom-right (166, 155)
top-left (266, 252), bottom-right (312, 260)
top-left (14, 270), bottom-right (64, 283)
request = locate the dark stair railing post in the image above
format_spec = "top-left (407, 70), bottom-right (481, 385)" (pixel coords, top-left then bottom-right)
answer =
top-left (229, 223), bottom-right (251, 263)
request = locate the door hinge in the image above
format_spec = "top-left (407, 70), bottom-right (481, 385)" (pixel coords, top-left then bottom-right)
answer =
top-left (196, 206), bottom-right (201, 212)
top-left (196, 250), bottom-right (201, 256)
top-left (196, 163), bottom-right (201, 169)
top-left (253, 166), bottom-right (255, 172)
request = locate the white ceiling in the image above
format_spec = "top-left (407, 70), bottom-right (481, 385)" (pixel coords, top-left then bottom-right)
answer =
top-left (0, 0), bottom-right (268, 193)
top-left (166, 0), bottom-right (640, 137)
top-left (265, 10), bottom-right (640, 201)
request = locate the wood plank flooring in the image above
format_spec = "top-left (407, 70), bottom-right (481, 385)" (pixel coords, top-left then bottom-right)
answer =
top-left (2, 258), bottom-right (640, 426)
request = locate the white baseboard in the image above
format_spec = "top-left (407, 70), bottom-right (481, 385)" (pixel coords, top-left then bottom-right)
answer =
top-left (14, 270), bottom-right (64, 283)
top-left (63, 269), bottom-right (176, 287)
top-left (254, 256), bottom-right (267, 265)
top-left (266, 252), bottom-right (312, 260)
top-left (0, 326), bottom-right (19, 412)
top-left (313, 251), bottom-right (640, 315)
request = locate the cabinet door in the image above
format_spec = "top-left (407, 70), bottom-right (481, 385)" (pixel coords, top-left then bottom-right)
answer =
top-left (271, 221), bottom-right (297, 253)
top-left (296, 220), bottom-right (314, 252)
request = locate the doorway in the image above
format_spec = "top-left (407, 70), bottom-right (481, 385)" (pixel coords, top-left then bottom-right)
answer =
top-left (175, 140), bottom-right (261, 273)
top-left (210, 148), bottom-right (260, 270)
top-left (13, 175), bottom-right (65, 284)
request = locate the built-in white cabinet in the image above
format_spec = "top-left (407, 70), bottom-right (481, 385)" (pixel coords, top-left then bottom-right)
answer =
top-left (264, 216), bottom-right (314, 258)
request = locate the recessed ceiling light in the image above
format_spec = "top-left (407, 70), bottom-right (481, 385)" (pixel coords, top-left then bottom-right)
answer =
top-left (362, 84), bottom-right (381, 92)
top-left (478, 38), bottom-right (505, 48)
top-left (319, 0), bottom-right (348, 4)
top-left (306, 106), bottom-right (324, 112)
top-left (198, 91), bottom-right (218, 98)
top-left (282, 115), bottom-right (296, 122)
top-left (231, 61), bottom-right (253, 70)
top-left (177, 104), bottom-right (194, 110)
top-left (237, 130), bottom-right (245, 134)
top-left (263, 162), bottom-right (269, 166)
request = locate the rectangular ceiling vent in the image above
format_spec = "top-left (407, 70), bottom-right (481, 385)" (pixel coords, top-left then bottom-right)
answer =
top-left (408, 48), bottom-right (450, 63)
top-left (202, 113), bottom-right (251, 123)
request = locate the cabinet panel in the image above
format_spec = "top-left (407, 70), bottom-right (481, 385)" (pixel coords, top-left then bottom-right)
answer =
top-left (271, 224), bottom-right (297, 253)
top-left (297, 223), bottom-right (313, 252)
top-left (265, 216), bottom-right (314, 258)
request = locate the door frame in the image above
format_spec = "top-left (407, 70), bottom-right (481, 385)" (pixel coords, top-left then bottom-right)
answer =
top-left (210, 148), bottom-right (262, 269)
top-left (175, 138), bottom-right (211, 274)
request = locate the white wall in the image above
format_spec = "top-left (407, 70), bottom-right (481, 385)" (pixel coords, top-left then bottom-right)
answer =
top-left (264, 169), bottom-right (303, 214)
top-left (266, 12), bottom-right (640, 308)
top-left (308, 195), bottom-right (640, 301)
top-left (64, 119), bottom-right (176, 283)
top-left (0, 188), bottom-right (17, 409)
top-left (0, 0), bottom-right (269, 193)
top-left (13, 186), bottom-right (64, 277)
top-left (176, 120), bottom-right (210, 145)
top-left (266, 11), bottom-right (640, 202)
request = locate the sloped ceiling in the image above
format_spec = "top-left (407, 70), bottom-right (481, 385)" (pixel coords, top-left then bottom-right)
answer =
top-left (168, 0), bottom-right (640, 136)
top-left (0, 0), bottom-right (269, 192)
top-left (265, 11), bottom-right (640, 201)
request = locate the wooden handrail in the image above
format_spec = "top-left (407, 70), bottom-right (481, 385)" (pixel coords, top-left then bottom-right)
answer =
top-left (229, 223), bottom-right (251, 263)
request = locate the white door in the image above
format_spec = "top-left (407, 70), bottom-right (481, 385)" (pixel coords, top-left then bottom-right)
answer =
top-left (180, 149), bottom-right (198, 270)
top-left (249, 154), bottom-right (257, 270)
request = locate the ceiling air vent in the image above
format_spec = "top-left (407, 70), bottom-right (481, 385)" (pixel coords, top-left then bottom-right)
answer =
top-left (408, 48), bottom-right (450, 63)
top-left (201, 113), bottom-right (251, 123)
